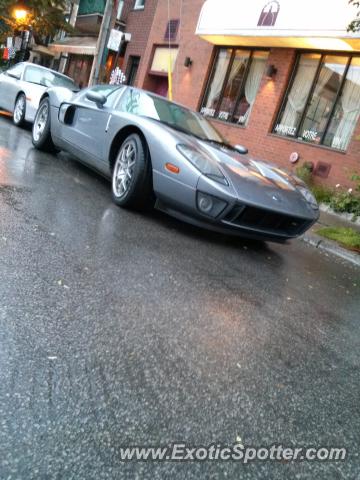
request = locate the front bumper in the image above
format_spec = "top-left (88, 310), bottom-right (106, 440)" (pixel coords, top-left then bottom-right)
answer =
top-left (155, 195), bottom-right (319, 243)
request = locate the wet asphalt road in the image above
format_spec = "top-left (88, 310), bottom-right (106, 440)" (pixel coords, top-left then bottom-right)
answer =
top-left (0, 115), bottom-right (359, 480)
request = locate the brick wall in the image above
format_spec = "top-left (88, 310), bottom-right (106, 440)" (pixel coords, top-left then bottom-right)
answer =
top-left (120, 0), bottom-right (158, 81)
top-left (123, 0), bottom-right (360, 188)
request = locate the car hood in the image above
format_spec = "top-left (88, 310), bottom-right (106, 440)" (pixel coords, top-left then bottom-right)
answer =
top-left (196, 140), bottom-right (317, 218)
top-left (148, 121), bottom-right (317, 219)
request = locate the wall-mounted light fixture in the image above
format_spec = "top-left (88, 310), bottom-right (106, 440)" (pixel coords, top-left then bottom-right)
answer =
top-left (266, 64), bottom-right (277, 79)
top-left (184, 56), bottom-right (193, 68)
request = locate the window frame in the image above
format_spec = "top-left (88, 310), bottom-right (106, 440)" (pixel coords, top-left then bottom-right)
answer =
top-left (134, 0), bottom-right (145, 10)
top-left (200, 47), bottom-right (269, 126)
top-left (273, 50), bottom-right (360, 151)
top-left (149, 46), bottom-right (179, 75)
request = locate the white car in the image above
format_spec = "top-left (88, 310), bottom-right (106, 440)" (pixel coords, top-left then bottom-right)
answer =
top-left (0, 62), bottom-right (78, 126)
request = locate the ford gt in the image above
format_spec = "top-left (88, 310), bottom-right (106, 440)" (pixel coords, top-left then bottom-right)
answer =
top-left (31, 84), bottom-right (319, 242)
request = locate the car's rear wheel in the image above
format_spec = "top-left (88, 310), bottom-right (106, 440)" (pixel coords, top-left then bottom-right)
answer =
top-left (111, 133), bottom-right (153, 210)
top-left (32, 98), bottom-right (57, 152)
top-left (13, 93), bottom-right (26, 127)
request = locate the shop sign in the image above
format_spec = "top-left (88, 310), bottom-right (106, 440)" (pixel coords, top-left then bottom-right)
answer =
top-left (257, 1), bottom-right (280, 27)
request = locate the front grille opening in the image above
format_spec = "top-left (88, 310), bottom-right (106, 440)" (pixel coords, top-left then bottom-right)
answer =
top-left (224, 205), bottom-right (310, 236)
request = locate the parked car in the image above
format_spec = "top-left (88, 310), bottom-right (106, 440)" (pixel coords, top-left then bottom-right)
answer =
top-left (31, 85), bottom-right (319, 242)
top-left (0, 62), bottom-right (78, 126)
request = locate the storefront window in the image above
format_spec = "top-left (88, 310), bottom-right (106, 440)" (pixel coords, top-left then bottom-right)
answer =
top-left (233, 51), bottom-right (269, 124)
top-left (200, 49), bottom-right (232, 119)
top-left (200, 48), bottom-right (268, 125)
top-left (274, 53), bottom-right (360, 151)
top-left (323, 57), bottom-right (360, 150)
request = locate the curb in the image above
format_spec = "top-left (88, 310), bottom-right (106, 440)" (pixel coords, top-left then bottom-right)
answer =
top-left (301, 232), bottom-right (360, 267)
top-left (319, 204), bottom-right (360, 228)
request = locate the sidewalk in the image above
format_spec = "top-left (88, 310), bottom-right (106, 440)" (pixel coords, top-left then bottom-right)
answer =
top-left (301, 207), bottom-right (360, 267)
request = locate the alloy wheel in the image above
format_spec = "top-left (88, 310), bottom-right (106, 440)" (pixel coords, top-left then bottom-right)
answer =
top-left (14, 96), bottom-right (25, 124)
top-left (33, 103), bottom-right (49, 142)
top-left (112, 139), bottom-right (137, 198)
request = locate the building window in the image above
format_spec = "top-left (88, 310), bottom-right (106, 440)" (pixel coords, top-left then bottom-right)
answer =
top-left (116, 0), bottom-right (124, 19)
top-left (164, 20), bottom-right (179, 42)
top-left (274, 53), bottom-right (360, 151)
top-left (150, 47), bottom-right (178, 74)
top-left (200, 48), bottom-right (268, 125)
top-left (134, 0), bottom-right (145, 9)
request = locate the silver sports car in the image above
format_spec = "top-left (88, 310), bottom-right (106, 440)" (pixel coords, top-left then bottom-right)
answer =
top-left (0, 62), bottom-right (77, 126)
top-left (31, 84), bottom-right (319, 242)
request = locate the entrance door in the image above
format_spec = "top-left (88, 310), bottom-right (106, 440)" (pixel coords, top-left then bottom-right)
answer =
top-left (66, 55), bottom-right (92, 88)
top-left (153, 76), bottom-right (168, 97)
top-left (126, 56), bottom-right (140, 86)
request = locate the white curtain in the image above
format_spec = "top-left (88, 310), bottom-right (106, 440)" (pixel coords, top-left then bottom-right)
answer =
top-left (218, 55), bottom-right (248, 114)
top-left (203, 51), bottom-right (230, 110)
top-left (331, 65), bottom-right (360, 150)
top-left (242, 56), bottom-right (267, 124)
top-left (280, 58), bottom-right (318, 130)
top-left (310, 66), bottom-right (333, 101)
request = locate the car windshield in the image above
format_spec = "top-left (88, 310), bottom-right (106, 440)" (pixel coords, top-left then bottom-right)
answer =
top-left (24, 66), bottom-right (76, 90)
top-left (117, 89), bottom-right (227, 143)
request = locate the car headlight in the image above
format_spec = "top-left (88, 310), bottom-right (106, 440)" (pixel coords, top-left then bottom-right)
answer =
top-left (177, 144), bottom-right (228, 186)
top-left (297, 186), bottom-right (318, 210)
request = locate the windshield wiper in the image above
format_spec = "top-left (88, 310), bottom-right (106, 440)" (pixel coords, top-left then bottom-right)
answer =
top-left (199, 138), bottom-right (233, 149)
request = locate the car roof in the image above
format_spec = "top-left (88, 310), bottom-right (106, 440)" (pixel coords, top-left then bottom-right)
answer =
top-left (19, 62), bottom-right (74, 82)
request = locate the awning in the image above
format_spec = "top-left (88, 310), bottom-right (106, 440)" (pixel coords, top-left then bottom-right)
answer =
top-left (48, 36), bottom-right (97, 55)
top-left (196, 0), bottom-right (360, 52)
top-left (32, 45), bottom-right (55, 57)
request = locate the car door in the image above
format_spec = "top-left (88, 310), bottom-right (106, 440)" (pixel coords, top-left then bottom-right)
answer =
top-left (59, 86), bottom-right (124, 169)
top-left (0, 63), bottom-right (25, 111)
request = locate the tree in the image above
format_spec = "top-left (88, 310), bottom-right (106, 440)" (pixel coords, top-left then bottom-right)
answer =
top-left (348, 0), bottom-right (360, 32)
top-left (0, 0), bottom-right (72, 42)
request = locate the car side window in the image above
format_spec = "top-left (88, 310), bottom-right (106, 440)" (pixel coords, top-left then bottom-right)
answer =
top-left (7, 64), bottom-right (24, 79)
top-left (116, 88), bottom-right (142, 113)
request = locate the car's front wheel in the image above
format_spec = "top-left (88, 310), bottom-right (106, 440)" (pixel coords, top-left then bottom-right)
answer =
top-left (111, 133), bottom-right (153, 210)
top-left (13, 93), bottom-right (26, 127)
top-left (32, 97), bottom-right (57, 152)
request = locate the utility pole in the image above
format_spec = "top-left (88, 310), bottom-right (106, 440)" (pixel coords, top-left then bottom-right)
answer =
top-left (59, 0), bottom-right (79, 74)
top-left (89, 0), bottom-right (115, 85)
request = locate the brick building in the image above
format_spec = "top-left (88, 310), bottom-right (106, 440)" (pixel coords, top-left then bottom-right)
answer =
top-left (50, 0), bottom-right (360, 187)
top-left (120, 0), bottom-right (360, 188)
top-left (49, 0), bottom-right (158, 87)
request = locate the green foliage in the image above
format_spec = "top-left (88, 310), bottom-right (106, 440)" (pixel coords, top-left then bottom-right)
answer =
top-left (329, 191), bottom-right (360, 218)
top-left (295, 162), bottom-right (360, 219)
top-left (351, 173), bottom-right (360, 193)
top-left (327, 173), bottom-right (360, 219)
top-left (317, 226), bottom-right (360, 251)
top-left (348, 0), bottom-right (360, 32)
top-left (0, 0), bottom-right (71, 41)
top-left (295, 162), bottom-right (313, 185)
top-left (311, 185), bottom-right (333, 204)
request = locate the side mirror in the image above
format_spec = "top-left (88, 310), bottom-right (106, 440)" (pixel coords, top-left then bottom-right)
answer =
top-left (234, 144), bottom-right (248, 155)
top-left (7, 72), bottom-right (20, 80)
top-left (85, 90), bottom-right (107, 107)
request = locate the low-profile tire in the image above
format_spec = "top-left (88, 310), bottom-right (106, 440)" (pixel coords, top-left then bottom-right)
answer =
top-left (13, 93), bottom-right (26, 127)
top-left (111, 133), bottom-right (153, 210)
top-left (32, 97), bottom-right (57, 152)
